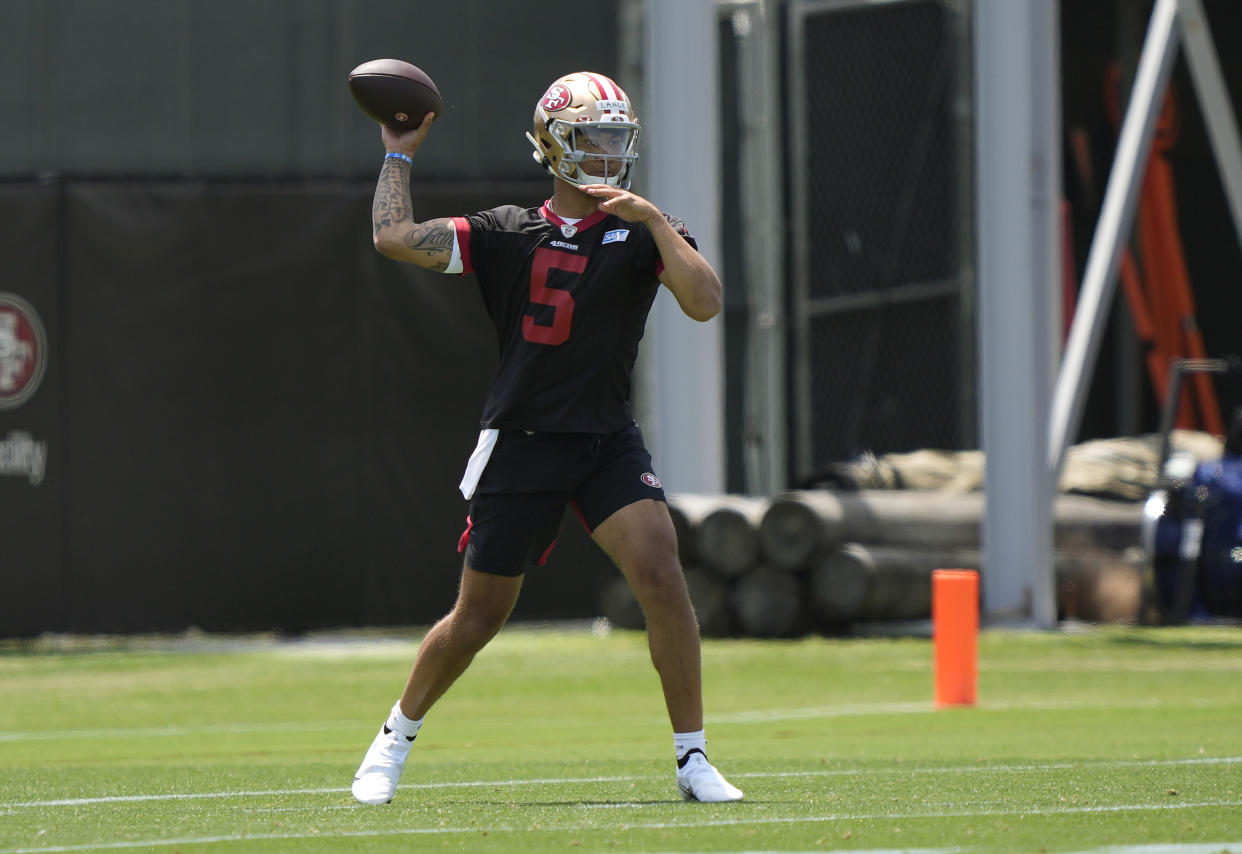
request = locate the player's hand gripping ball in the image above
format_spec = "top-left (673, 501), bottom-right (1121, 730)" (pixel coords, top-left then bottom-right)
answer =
top-left (348, 59), bottom-right (443, 129)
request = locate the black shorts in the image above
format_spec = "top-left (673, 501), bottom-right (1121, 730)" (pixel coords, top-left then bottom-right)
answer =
top-left (458, 423), bottom-right (667, 576)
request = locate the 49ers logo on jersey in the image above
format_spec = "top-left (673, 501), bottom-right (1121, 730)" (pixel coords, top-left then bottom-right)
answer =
top-left (640, 472), bottom-right (661, 489)
top-left (0, 293), bottom-right (47, 411)
top-left (540, 85), bottom-right (571, 112)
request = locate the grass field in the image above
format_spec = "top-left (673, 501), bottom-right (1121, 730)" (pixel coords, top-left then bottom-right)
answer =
top-left (1, 622), bottom-right (1240, 853)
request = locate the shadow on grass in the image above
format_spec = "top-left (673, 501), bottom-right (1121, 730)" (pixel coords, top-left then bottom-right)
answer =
top-left (1097, 624), bottom-right (1242, 651)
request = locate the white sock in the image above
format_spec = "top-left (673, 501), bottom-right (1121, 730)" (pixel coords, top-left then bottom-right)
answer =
top-left (384, 702), bottom-right (424, 740)
top-left (674, 729), bottom-right (707, 765)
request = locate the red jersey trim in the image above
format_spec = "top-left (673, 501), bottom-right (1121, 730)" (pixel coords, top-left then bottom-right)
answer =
top-left (452, 216), bottom-right (473, 274)
top-left (540, 200), bottom-right (609, 233)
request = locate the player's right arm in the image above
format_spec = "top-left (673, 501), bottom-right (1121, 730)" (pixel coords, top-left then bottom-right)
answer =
top-left (371, 113), bottom-right (456, 271)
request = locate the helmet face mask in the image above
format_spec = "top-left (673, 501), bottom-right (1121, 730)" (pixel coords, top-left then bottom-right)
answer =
top-left (527, 72), bottom-right (640, 189)
top-left (552, 120), bottom-right (640, 184)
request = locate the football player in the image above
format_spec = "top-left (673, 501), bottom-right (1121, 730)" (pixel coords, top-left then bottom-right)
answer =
top-left (353, 71), bottom-right (742, 805)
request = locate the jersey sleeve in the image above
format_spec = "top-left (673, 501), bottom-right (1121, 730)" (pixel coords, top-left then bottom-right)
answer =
top-left (451, 216), bottom-right (473, 274)
top-left (452, 207), bottom-right (518, 277)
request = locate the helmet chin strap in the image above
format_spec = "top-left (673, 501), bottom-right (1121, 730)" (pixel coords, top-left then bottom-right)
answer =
top-left (575, 171), bottom-right (627, 189)
top-left (569, 153), bottom-right (633, 188)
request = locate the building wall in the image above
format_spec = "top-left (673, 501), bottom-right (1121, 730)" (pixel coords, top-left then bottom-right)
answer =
top-left (0, 0), bottom-right (621, 180)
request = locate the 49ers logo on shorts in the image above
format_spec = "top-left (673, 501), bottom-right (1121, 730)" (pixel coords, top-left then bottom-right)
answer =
top-left (540, 85), bottom-right (571, 112)
top-left (640, 472), bottom-right (661, 489)
top-left (0, 293), bottom-right (47, 411)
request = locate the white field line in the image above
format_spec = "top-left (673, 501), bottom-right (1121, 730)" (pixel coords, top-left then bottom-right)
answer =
top-left (0, 802), bottom-right (1238, 854)
top-left (713, 696), bottom-right (1239, 724)
top-left (1059, 846), bottom-right (1242, 854)
top-left (2, 756), bottom-right (1238, 811)
top-left (0, 777), bottom-right (632, 809)
top-left (647, 851), bottom-right (962, 854)
top-left (0, 720), bottom-right (368, 743)
top-left (650, 850), bottom-right (963, 854)
top-left (645, 847), bottom-right (1242, 854)
top-left (3, 694), bottom-right (1237, 744)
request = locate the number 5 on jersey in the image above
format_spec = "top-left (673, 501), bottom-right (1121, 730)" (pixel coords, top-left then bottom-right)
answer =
top-left (523, 248), bottom-right (586, 345)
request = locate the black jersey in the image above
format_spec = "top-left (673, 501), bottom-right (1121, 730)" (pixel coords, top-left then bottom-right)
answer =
top-left (452, 201), bottom-right (697, 433)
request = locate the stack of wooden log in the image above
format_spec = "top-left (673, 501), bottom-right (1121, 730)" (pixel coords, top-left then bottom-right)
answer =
top-left (598, 490), bottom-right (1147, 636)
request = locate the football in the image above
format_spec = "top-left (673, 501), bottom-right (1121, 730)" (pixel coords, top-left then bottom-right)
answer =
top-left (348, 59), bottom-right (443, 129)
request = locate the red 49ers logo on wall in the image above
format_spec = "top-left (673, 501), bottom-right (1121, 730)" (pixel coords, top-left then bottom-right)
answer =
top-left (540, 85), bottom-right (571, 112)
top-left (0, 293), bottom-right (47, 410)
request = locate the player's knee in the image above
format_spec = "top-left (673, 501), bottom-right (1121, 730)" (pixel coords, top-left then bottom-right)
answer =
top-left (625, 556), bottom-right (687, 602)
top-left (448, 603), bottom-right (509, 649)
top-left (632, 520), bottom-right (679, 569)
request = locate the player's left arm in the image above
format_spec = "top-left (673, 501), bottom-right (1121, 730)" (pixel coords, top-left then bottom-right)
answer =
top-left (583, 186), bottom-right (722, 322)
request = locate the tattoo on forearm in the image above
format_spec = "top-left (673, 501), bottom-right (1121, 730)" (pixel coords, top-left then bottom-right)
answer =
top-left (403, 224), bottom-right (453, 252)
top-left (371, 161), bottom-right (452, 270)
top-left (372, 159), bottom-right (412, 238)
top-left (401, 223), bottom-right (453, 271)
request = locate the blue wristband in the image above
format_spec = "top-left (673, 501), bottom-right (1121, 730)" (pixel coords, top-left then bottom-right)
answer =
top-left (385, 152), bottom-right (413, 165)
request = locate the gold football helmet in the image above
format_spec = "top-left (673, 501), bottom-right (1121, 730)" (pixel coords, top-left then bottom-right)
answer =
top-left (526, 72), bottom-right (640, 189)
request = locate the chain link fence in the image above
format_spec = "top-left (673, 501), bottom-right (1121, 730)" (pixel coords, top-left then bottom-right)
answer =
top-left (787, 0), bottom-right (974, 483)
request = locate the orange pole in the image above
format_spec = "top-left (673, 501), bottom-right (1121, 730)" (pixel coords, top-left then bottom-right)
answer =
top-left (1139, 172), bottom-right (1182, 387)
top-left (1146, 156), bottom-right (1225, 435)
top-left (933, 569), bottom-right (979, 707)
top-left (1065, 110), bottom-right (1170, 411)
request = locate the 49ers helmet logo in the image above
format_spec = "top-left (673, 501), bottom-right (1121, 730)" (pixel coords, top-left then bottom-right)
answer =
top-left (640, 472), bottom-right (661, 489)
top-left (0, 293), bottom-right (47, 410)
top-left (540, 84), bottom-right (571, 112)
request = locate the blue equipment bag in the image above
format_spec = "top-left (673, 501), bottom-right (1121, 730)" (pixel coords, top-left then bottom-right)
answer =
top-left (1190, 454), bottom-right (1242, 618)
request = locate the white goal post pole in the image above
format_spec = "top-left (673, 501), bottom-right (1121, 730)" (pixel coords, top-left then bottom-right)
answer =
top-left (1047, 0), bottom-right (1182, 481)
top-left (1176, 0), bottom-right (1242, 259)
top-left (975, 0), bottom-right (1060, 626)
top-left (639, 0), bottom-right (726, 494)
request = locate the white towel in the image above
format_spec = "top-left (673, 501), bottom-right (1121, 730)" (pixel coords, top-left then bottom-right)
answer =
top-left (458, 428), bottom-right (500, 499)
